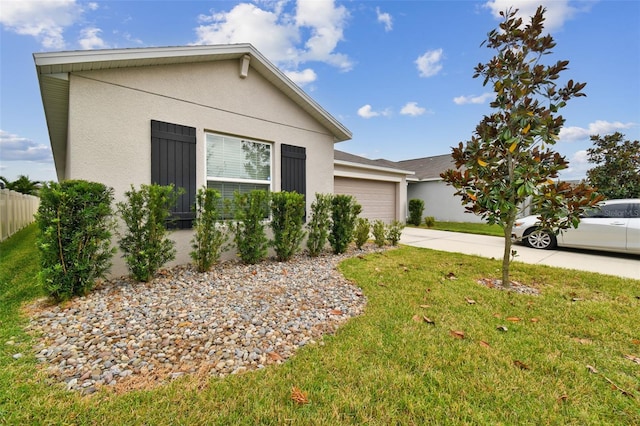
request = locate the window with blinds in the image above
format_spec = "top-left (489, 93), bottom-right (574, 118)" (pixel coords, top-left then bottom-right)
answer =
top-left (206, 133), bottom-right (272, 215)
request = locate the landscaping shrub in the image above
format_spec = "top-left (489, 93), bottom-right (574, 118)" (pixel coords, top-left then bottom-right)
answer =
top-left (424, 216), bottom-right (436, 228)
top-left (232, 189), bottom-right (270, 264)
top-left (354, 217), bottom-right (371, 249)
top-left (117, 184), bottom-right (180, 282)
top-left (36, 180), bottom-right (116, 301)
top-left (190, 187), bottom-right (230, 272)
top-left (372, 219), bottom-right (387, 247)
top-left (306, 193), bottom-right (333, 257)
top-left (270, 191), bottom-right (306, 261)
top-left (408, 198), bottom-right (425, 226)
top-left (386, 220), bottom-right (405, 246)
top-left (329, 194), bottom-right (361, 254)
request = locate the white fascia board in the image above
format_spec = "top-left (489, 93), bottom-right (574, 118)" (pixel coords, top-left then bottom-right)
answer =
top-left (248, 48), bottom-right (351, 141)
top-left (334, 160), bottom-right (415, 176)
top-left (33, 44), bottom-right (252, 68)
top-left (33, 44), bottom-right (351, 142)
top-left (334, 169), bottom-right (404, 183)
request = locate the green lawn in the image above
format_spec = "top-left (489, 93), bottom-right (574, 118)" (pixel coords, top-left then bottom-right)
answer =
top-left (1, 225), bottom-right (639, 424)
top-left (421, 221), bottom-right (504, 237)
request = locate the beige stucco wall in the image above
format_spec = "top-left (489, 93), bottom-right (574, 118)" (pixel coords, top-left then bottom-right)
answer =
top-left (66, 60), bottom-right (337, 276)
top-left (334, 163), bottom-right (409, 222)
top-left (407, 180), bottom-right (484, 223)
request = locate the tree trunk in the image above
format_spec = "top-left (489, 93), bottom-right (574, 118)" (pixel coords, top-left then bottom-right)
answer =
top-left (502, 151), bottom-right (516, 288)
top-left (502, 216), bottom-right (515, 288)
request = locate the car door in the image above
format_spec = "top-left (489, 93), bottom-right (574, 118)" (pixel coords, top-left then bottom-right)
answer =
top-left (560, 203), bottom-right (629, 251)
top-left (626, 203), bottom-right (640, 254)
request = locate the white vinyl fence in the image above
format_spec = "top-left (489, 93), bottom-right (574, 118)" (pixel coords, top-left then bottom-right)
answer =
top-left (0, 189), bottom-right (40, 242)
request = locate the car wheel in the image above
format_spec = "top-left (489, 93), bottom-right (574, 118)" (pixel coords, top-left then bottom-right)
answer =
top-left (524, 228), bottom-right (557, 250)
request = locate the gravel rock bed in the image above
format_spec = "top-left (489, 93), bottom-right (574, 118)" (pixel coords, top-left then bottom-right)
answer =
top-left (26, 248), bottom-right (379, 394)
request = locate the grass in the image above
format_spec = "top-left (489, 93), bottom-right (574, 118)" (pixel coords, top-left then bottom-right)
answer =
top-left (1, 224), bottom-right (639, 424)
top-left (424, 220), bottom-right (504, 237)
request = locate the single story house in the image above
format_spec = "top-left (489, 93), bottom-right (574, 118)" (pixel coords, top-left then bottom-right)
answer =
top-left (396, 154), bottom-right (484, 223)
top-left (34, 43), bottom-right (480, 278)
top-left (34, 44), bottom-right (352, 275)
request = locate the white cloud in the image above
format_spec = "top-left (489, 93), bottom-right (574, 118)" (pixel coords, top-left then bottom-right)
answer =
top-left (295, 0), bottom-right (352, 70)
top-left (194, 0), bottom-right (351, 72)
top-left (195, 3), bottom-right (299, 64)
top-left (400, 102), bottom-right (427, 117)
top-left (284, 68), bottom-right (317, 86)
top-left (415, 49), bottom-right (443, 78)
top-left (119, 31), bottom-right (144, 45)
top-left (558, 149), bottom-right (591, 181)
top-left (376, 7), bottom-right (393, 32)
top-left (0, 0), bottom-right (83, 49)
top-left (558, 126), bottom-right (589, 141)
top-left (559, 120), bottom-right (636, 142)
top-left (453, 93), bottom-right (493, 105)
top-left (78, 27), bottom-right (107, 50)
top-left (572, 149), bottom-right (589, 165)
top-left (0, 130), bottom-right (52, 162)
top-left (483, 0), bottom-right (582, 33)
top-left (357, 105), bottom-right (379, 119)
top-left (357, 104), bottom-right (391, 119)
top-left (87, 2), bottom-right (99, 11)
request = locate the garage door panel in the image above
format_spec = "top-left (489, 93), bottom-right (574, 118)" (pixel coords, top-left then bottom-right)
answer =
top-left (334, 177), bottom-right (396, 222)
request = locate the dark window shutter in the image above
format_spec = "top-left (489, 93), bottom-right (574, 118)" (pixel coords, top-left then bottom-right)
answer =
top-left (151, 120), bottom-right (196, 229)
top-left (281, 144), bottom-right (306, 197)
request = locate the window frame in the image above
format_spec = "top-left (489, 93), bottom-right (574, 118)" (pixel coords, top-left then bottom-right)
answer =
top-left (205, 132), bottom-right (273, 216)
top-left (205, 132), bottom-right (273, 188)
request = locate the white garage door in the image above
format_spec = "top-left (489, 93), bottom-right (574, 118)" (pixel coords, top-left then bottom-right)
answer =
top-left (334, 177), bottom-right (396, 223)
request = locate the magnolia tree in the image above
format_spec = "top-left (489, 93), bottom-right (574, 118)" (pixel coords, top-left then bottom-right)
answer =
top-left (587, 132), bottom-right (640, 199)
top-left (441, 7), bottom-right (603, 286)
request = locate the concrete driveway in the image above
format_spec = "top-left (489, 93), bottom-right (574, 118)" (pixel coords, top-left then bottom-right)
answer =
top-left (400, 227), bottom-right (640, 280)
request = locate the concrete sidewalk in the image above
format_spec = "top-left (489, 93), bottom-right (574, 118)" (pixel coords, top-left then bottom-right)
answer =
top-left (400, 227), bottom-right (640, 280)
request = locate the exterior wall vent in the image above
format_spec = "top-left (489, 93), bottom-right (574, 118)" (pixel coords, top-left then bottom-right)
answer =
top-left (240, 54), bottom-right (250, 78)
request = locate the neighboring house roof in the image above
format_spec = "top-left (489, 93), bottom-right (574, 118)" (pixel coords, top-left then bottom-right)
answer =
top-left (334, 150), bottom-right (414, 176)
top-left (395, 154), bottom-right (456, 181)
top-left (34, 44), bottom-right (352, 179)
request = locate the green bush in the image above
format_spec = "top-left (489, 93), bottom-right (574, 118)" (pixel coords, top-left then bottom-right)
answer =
top-left (190, 187), bottom-right (230, 272)
top-left (117, 184), bottom-right (180, 282)
top-left (386, 220), bottom-right (405, 246)
top-left (232, 190), bottom-right (270, 264)
top-left (372, 219), bottom-right (387, 247)
top-left (270, 191), bottom-right (306, 261)
top-left (329, 194), bottom-right (361, 254)
top-left (306, 193), bottom-right (333, 257)
top-left (354, 217), bottom-right (371, 249)
top-left (408, 198), bottom-right (425, 226)
top-left (36, 180), bottom-right (116, 301)
top-left (424, 216), bottom-right (436, 228)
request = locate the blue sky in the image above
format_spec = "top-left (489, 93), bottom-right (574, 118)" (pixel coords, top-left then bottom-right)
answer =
top-left (1, 0), bottom-right (639, 183)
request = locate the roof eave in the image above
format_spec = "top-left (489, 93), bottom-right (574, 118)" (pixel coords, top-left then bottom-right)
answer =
top-left (34, 45), bottom-right (352, 177)
top-left (334, 159), bottom-right (415, 176)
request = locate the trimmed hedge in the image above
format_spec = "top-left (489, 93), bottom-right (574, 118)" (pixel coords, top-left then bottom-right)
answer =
top-left (36, 180), bottom-right (116, 301)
